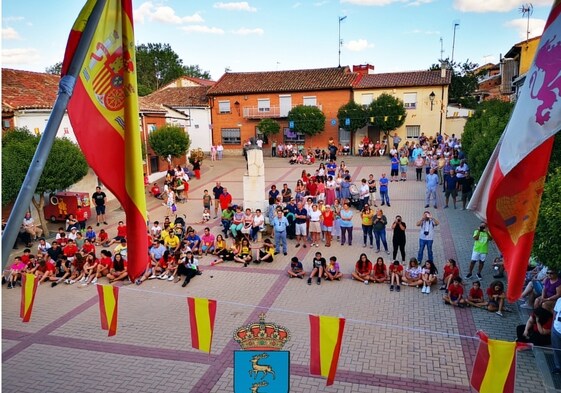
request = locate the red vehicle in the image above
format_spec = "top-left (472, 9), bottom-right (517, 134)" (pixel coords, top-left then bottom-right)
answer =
top-left (43, 192), bottom-right (91, 223)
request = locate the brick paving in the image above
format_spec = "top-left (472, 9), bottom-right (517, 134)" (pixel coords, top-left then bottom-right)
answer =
top-left (1, 155), bottom-right (551, 392)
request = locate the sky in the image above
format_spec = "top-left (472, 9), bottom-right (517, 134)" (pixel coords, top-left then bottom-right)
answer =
top-left (1, 0), bottom-right (554, 81)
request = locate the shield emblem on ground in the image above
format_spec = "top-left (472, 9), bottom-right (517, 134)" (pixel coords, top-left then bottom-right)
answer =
top-left (234, 350), bottom-right (289, 393)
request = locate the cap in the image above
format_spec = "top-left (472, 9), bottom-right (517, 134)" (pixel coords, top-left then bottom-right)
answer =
top-left (71, 227), bottom-right (77, 230)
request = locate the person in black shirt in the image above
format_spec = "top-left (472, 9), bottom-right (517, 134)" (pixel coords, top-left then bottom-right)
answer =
top-left (391, 215), bottom-right (407, 262)
top-left (92, 186), bottom-right (108, 226)
top-left (212, 182), bottom-right (224, 218)
top-left (307, 251), bottom-right (326, 285)
top-left (460, 172), bottom-right (475, 210)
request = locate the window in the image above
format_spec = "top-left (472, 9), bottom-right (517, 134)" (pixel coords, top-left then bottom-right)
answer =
top-left (403, 93), bottom-right (417, 109)
top-left (361, 93), bottom-right (373, 108)
top-left (283, 127), bottom-right (305, 143)
top-left (303, 96), bottom-right (317, 106)
top-left (218, 100), bottom-right (231, 113)
top-left (257, 98), bottom-right (270, 112)
top-left (148, 124), bottom-right (157, 132)
top-left (406, 125), bottom-right (420, 139)
top-left (221, 128), bottom-right (241, 144)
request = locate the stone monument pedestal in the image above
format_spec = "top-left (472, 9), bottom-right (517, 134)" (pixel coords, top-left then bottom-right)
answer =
top-left (243, 149), bottom-right (267, 214)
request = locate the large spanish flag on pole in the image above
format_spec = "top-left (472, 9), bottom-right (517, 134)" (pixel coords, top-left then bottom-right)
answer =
top-left (62, 0), bottom-right (148, 280)
top-left (97, 284), bottom-right (119, 336)
top-left (187, 297), bottom-right (217, 353)
top-left (468, 0), bottom-right (561, 301)
top-left (20, 273), bottom-right (39, 323)
top-left (309, 314), bottom-right (346, 386)
top-left (470, 331), bottom-right (529, 393)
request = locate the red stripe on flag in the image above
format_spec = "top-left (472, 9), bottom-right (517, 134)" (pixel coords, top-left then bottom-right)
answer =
top-left (309, 315), bottom-right (321, 376)
top-left (97, 285), bottom-right (109, 330)
top-left (326, 317), bottom-right (345, 386)
top-left (470, 332), bottom-right (490, 392)
top-left (486, 138), bottom-right (554, 301)
top-left (187, 298), bottom-right (200, 350)
top-left (544, 1), bottom-right (561, 29)
top-left (208, 299), bottom-right (217, 340)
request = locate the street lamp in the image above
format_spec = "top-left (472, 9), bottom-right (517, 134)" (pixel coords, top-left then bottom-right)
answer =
top-left (338, 16), bottom-right (347, 67)
top-left (429, 91), bottom-right (436, 111)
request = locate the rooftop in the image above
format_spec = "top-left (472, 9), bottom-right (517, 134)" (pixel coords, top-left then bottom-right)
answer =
top-left (354, 69), bottom-right (451, 89)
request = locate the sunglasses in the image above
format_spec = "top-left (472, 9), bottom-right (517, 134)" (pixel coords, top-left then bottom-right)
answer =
top-left (547, 272), bottom-right (554, 274)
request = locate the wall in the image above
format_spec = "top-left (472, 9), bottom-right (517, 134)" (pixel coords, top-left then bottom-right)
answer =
top-left (444, 117), bottom-right (467, 139)
top-left (13, 110), bottom-right (77, 142)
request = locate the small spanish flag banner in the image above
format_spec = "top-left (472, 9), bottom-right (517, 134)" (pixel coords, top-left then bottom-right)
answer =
top-left (96, 285), bottom-right (119, 337)
top-left (20, 273), bottom-right (39, 323)
top-left (309, 314), bottom-right (346, 386)
top-left (470, 331), bottom-right (530, 393)
top-left (187, 297), bottom-right (217, 353)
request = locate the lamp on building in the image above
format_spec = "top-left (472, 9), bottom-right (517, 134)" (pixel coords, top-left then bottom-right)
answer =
top-left (234, 100), bottom-right (241, 116)
top-left (429, 91), bottom-right (436, 111)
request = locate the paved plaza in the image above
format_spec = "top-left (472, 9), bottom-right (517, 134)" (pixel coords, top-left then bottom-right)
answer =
top-left (1, 155), bottom-right (553, 392)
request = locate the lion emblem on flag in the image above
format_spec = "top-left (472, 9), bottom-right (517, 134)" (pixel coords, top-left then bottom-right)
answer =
top-left (528, 35), bottom-right (561, 126)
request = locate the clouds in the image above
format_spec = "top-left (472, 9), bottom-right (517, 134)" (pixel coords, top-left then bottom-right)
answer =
top-left (505, 18), bottom-right (546, 39)
top-left (344, 39), bottom-right (374, 51)
top-left (2, 27), bottom-right (21, 40)
top-left (2, 48), bottom-right (41, 65)
top-left (453, 0), bottom-right (551, 13)
top-left (213, 2), bottom-right (257, 12)
top-left (135, 2), bottom-right (203, 24)
top-left (232, 27), bottom-right (264, 35)
top-left (180, 25), bottom-right (225, 34)
top-left (341, 0), bottom-right (423, 5)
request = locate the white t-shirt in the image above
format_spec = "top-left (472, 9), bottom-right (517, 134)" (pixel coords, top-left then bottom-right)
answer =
top-left (360, 184), bottom-right (369, 198)
top-left (554, 298), bottom-right (561, 333)
top-left (309, 210), bottom-right (321, 222)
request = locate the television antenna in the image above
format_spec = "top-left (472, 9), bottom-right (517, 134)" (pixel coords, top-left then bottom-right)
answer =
top-left (519, 3), bottom-right (534, 43)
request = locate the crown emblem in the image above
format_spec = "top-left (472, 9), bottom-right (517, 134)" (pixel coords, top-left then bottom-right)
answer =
top-left (233, 313), bottom-right (290, 350)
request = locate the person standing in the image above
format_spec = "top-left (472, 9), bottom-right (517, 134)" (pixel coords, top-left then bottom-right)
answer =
top-left (339, 202), bottom-right (353, 246)
top-left (92, 186), bottom-right (108, 226)
top-left (294, 201), bottom-right (308, 248)
top-left (391, 215), bottom-right (407, 262)
top-left (425, 168), bottom-right (439, 209)
top-left (367, 174), bottom-right (377, 207)
top-left (465, 222), bottom-right (493, 280)
top-left (212, 182), bottom-right (224, 219)
top-left (416, 211), bottom-right (439, 262)
top-left (379, 173), bottom-right (390, 207)
top-left (281, 183), bottom-right (292, 203)
top-left (392, 133), bottom-right (401, 150)
top-left (373, 208), bottom-right (389, 254)
top-left (271, 139), bottom-right (277, 157)
top-left (216, 144), bottom-right (224, 160)
top-left (219, 187), bottom-right (232, 213)
top-left (390, 154), bottom-right (400, 182)
top-left (272, 210), bottom-right (289, 256)
top-left (360, 205), bottom-right (374, 248)
top-left (460, 171), bottom-right (475, 210)
top-left (443, 169), bottom-right (459, 209)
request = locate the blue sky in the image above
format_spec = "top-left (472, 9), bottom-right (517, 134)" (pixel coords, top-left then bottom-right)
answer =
top-left (2, 0), bottom-right (553, 80)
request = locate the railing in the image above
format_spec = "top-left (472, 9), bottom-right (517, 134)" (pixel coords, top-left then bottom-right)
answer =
top-left (243, 104), bottom-right (322, 119)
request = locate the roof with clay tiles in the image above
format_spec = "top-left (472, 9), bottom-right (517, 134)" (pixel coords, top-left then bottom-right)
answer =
top-left (2, 69), bottom-right (60, 111)
top-left (140, 86), bottom-right (210, 108)
top-left (354, 70), bottom-right (451, 89)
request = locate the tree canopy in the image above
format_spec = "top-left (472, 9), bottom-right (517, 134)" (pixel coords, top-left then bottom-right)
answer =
top-left (430, 59), bottom-right (480, 109)
top-left (45, 62), bottom-right (62, 75)
top-left (337, 100), bottom-right (368, 133)
top-left (287, 105), bottom-right (326, 136)
top-left (367, 93), bottom-right (406, 137)
top-left (257, 118), bottom-right (281, 137)
top-left (148, 125), bottom-right (191, 160)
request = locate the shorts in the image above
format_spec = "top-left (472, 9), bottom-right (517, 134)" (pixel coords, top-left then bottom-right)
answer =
top-left (202, 245), bottom-right (214, 252)
top-left (444, 189), bottom-right (457, 198)
top-left (533, 280), bottom-right (544, 295)
top-left (471, 252), bottom-right (487, 262)
top-left (390, 169), bottom-right (398, 177)
top-left (95, 205), bottom-right (106, 215)
top-left (309, 221), bottom-right (321, 233)
top-left (450, 295), bottom-right (460, 302)
top-left (295, 223), bottom-right (307, 236)
top-left (400, 165), bottom-right (408, 173)
top-left (203, 204), bottom-right (211, 209)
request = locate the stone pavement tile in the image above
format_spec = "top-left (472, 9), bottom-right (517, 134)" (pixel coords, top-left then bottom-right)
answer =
top-left (2, 339), bottom-right (21, 352)
top-left (2, 343), bottom-right (209, 393)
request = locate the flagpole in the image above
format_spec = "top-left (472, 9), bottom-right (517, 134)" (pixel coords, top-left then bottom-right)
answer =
top-left (1, 0), bottom-right (107, 270)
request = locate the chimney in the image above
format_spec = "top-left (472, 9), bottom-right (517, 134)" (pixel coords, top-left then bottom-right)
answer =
top-left (440, 61), bottom-right (446, 78)
top-left (353, 64), bottom-right (375, 75)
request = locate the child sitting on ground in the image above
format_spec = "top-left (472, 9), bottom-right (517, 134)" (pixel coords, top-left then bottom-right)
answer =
top-left (443, 277), bottom-right (466, 307)
top-left (466, 281), bottom-right (487, 308)
top-left (389, 260), bottom-right (403, 292)
top-left (200, 208), bottom-right (211, 224)
top-left (324, 256), bottom-right (342, 281)
top-left (288, 257), bottom-right (305, 279)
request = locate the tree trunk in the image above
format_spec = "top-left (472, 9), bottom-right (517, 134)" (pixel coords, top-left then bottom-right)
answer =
top-left (31, 194), bottom-right (49, 238)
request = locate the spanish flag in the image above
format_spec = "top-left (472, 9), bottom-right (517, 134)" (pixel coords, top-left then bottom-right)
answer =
top-left (187, 297), bottom-right (217, 353)
top-left (309, 314), bottom-right (346, 386)
top-left (62, 0), bottom-right (148, 280)
top-left (470, 331), bottom-right (530, 393)
top-left (97, 284), bottom-right (119, 336)
top-left (468, 0), bottom-right (561, 301)
top-left (20, 273), bottom-right (39, 323)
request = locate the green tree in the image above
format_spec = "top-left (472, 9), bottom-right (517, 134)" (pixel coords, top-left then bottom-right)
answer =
top-left (461, 100), bottom-right (514, 181)
top-left (368, 93), bottom-right (406, 145)
top-left (287, 105), bottom-right (326, 137)
top-left (337, 100), bottom-right (368, 154)
top-left (148, 125), bottom-right (191, 161)
top-left (45, 61), bottom-right (62, 75)
top-left (256, 118), bottom-right (281, 139)
top-left (534, 167), bottom-right (561, 270)
top-left (430, 59), bottom-right (480, 109)
top-left (136, 43), bottom-right (211, 96)
top-left (2, 127), bottom-right (88, 236)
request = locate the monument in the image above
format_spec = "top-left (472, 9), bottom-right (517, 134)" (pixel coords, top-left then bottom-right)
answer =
top-left (243, 140), bottom-right (267, 214)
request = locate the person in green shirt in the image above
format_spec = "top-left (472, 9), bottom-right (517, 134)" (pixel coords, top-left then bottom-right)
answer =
top-left (465, 222), bottom-right (493, 280)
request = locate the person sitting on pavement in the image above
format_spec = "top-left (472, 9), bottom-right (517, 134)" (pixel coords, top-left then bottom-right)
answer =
top-left (200, 227), bottom-right (215, 256)
top-left (106, 253), bottom-right (128, 283)
top-left (443, 277), bottom-right (466, 307)
top-left (534, 270), bottom-right (561, 313)
top-left (256, 239), bottom-right (275, 263)
top-left (178, 251), bottom-right (201, 287)
top-left (211, 237), bottom-right (237, 266)
top-left (307, 251), bottom-right (326, 286)
top-left (516, 306), bottom-right (553, 346)
top-left (466, 281), bottom-right (487, 308)
top-left (487, 280), bottom-right (507, 317)
top-left (441, 258), bottom-right (459, 291)
top-left (389, 260), bottom-right (404, 292)
top-left (324, 256), bottom-right (342, 281)
top-left (352, 253), bottom-right (373, 284)
top-left (371, 257), bottom-right (388, 284)
top-left (233, 238), bottom-right (252, 267)
top-left (421, 260), bottom-right (438, 294)
top-left (402, 258), bottom-right (423, 287)
top-left (287, 257), bottom-right (305, 279)
top-left (107, 221), bottom-right (127, 247)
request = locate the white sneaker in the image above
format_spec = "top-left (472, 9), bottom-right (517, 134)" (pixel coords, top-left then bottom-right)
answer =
top-left (422, 285), bottom-right (427, 293)
top-left (364, 280), bottom-right (369, 285)
top-left (426, 286), bottom-right (431, 294)
top-left (69, 279), bottom-right (76, 285)
top-left (167, 276), bottom-right (174, 281)
top-left (79, 277), bottom-right (86, 283)
top-left (91, 278), bottom-right (98, 285)
top-left (160, 274), bottom-right (168, 280)
top-left (148, 274), bottom-right (157, 279)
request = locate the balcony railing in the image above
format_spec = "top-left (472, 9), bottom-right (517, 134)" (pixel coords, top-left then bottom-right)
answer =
top-left (243, 104), bottom-right (322, 119)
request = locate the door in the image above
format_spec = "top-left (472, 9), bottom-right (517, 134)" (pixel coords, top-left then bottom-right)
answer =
top-left (279, 95), bottom-right (291, 117)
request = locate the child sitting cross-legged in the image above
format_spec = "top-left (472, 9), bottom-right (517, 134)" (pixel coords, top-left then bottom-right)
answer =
top-left (443, 277), bottom-right (466, 307)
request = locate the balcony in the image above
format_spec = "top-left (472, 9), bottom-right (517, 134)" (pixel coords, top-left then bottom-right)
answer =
top-left (242, 104), bottom-right (322, 119)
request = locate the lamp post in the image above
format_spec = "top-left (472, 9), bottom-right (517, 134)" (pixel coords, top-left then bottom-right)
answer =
top-left (429, 91), bottom-right (436, 111)
top-left (338, 16), bottom-right (347, 67)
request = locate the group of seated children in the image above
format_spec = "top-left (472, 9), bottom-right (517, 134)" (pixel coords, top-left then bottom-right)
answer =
top-left (287, 252), bottom-right (342, 284)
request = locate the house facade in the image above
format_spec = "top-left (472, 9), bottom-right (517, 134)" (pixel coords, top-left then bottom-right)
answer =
top-left (353, 69), bottom-right (451, 146)
top-left (206, 67), bottom-right (357, 154)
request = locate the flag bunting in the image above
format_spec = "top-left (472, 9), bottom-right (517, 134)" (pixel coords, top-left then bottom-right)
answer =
top-left (97, 284), bottom-right (119, 336)
top-left (187, 297), bottom-right (217, 353)
top-left (309, 314), bottom-right (346, 386)
top-left (20, 273), bottom-right (39, 323)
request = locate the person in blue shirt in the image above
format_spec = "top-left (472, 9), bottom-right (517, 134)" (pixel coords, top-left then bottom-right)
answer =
top-left (379, 174), bottom-right (390, 207)
top-left (425, 168), bottom-right (439, 209)
top-left (390, 154), bottom-right (400, 182)
top-left (443, 169), bottom-right (459, 209)
top-left (272, 210), bottom-right (289, 255)
top-left (326, 159), bottom-right (337, 178)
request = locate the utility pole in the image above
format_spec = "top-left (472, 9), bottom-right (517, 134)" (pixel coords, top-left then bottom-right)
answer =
top-left (440, 37), bottom-right (444, 61)
top-left (451, 21), bottom-right (460, 64)
top-left (520, 3), bottom-right (534, 44)
top-left (338, 16), bottom-right (347, 67)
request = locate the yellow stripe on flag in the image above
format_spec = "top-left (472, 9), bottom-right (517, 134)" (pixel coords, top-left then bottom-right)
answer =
top-left (23, 273), bottom-right (35, 314)
top-left (319, 315), bottom-right (341, 377)
top-left (479, 338), bottom-right (516, 393)
top-left (194, 298), bottom-right (212, 353)
top-left (102, 285), bottom-right (117, 329)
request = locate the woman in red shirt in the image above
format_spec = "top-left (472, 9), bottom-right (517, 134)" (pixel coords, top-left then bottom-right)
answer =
top-left (371, 257), bottom-right (387, 283)
top-left (440, 258), bottom-right (459, 291)
top-left (352, 254), bottom-right (372, 284)
top-left (321, 205), bottom-right (334, 247)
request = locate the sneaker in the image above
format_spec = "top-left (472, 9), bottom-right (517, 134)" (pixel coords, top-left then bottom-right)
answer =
top-left (386, 251), bottom-right (390, 255)
top-left (160, 275), bottom-right (169, 280)
top-left (283, 252), bottom-right (287, 256)
top-left (96, 223), bottom-right (100, 227)
top-left (314, 243), bottom-right (319, 248)
top-left (303, 244), bottom-right (307, 248)
top-left (64, 279), bottom-right (70, 285)
top-left (135, 279), bottom-right (142, 285)
top-left (433, 205), bottom-right (437, 209)
top-left (363, 244), bottom-right (366, 248)
top-left (295, 243), bottom-right (301, 248)
top-left (69, 279), bottom-right (76, 285)
top-left (495, 311), bottom-right (503, 317)
top-left (307, 278), bottom-right (312, 285)
top-left (376, 249), bottom-right (380, 253)
top-left (167, 276), bottom-right (174, 281)
top-left (439, 285), bottom-right (447, 290)
top-left (370, 245), bottom-right (374, 249)
top-left (402, 282), bottom-right (409, 286)
top-left (364, 280), bottom-right (369, 285)
top-left (149, 274), bottom-right (157, 279)
top-left (390, 285), bottom-right (394, 291)
top-left (317, 279), bottom-right (321, 285)
top-left (182, 279), bottom-right (190, 287)
top-left (465, 273), bottom-right (473, 280)
top-left (424, 205), bottom-right (429, 208)
top-left (396, 286), bottom-right (400, 292)
top-left (79, 276), bottom-right (86, 283)
top-left (387, 204), bottom-right (391, 207)
top-left (51, 282), bottom-right (58, 288)
top-left (476, 273), bottom-right (482, 280)
top-left (422, 285), bottom-right (427, 293)
top-left (103, 222), bottom-right (108, 225)
top-left (92, 278), bottom-right (98, 285)
top-left (426, 286), bottom-right (431, 294)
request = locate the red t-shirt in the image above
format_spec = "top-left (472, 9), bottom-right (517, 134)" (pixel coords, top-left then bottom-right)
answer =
top-left (356, 261), bottom-right (372, 275)
top-left (307, 182), bottom-right (318, 196)
top-left (45, 261), bottom-right (56, 273)
top-left (76, 209), bottom-right (86, 222)
top-left (98, 232), bottom-right (109, 242)
top-left (373, 263), bottom-right (386, 277)
top-left (469, 287), bottom-right (484, 300)
top-left (322, 210), bottom-right (334, 227)
top-left (99, 257), bottom-right (113, 269)
top-left (21, 254), bottom-right (30, 264)
top-left (389, 264), bottom-right (403, 274)
top-left (486, 287), bottom-right (503, 299)
top-left (116, 225), bottom-right (127, 238)
top-left (82, 243), bottom-right (95, 254)
top-left (219, 193), bottom-right (232, 209)
top-left (63, 244), bottom-right (78, 257)
top-left (448, 284), bottom-right (464, 299)
top-left (443, 265), bottom-right (459, 278)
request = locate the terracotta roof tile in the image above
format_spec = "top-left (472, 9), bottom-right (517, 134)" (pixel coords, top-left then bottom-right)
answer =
top-left (354, 70), bottom-right (451, 89)
top-left (2, 68), bottom-right (60, 110)
top-left (137, 97), bottom-right (167, 113)
top-left (207, 67), bottom-right (357, 95)
top-left (141, 86), bottom-right (210, 108)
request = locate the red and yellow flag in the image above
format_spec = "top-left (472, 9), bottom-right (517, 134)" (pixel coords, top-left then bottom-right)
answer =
top-left (470, 331), bottom-right (530, 393)
top-left (20, 273), bottom-right (39, 323)
top-left (309, 314), bottom-right (346, 386)
top-left (62, 0), bottom-right (148, 280)
top-left (187, 297), bottom-right (217, 353)
top-left (97, 284), bottom-right (119, 336)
